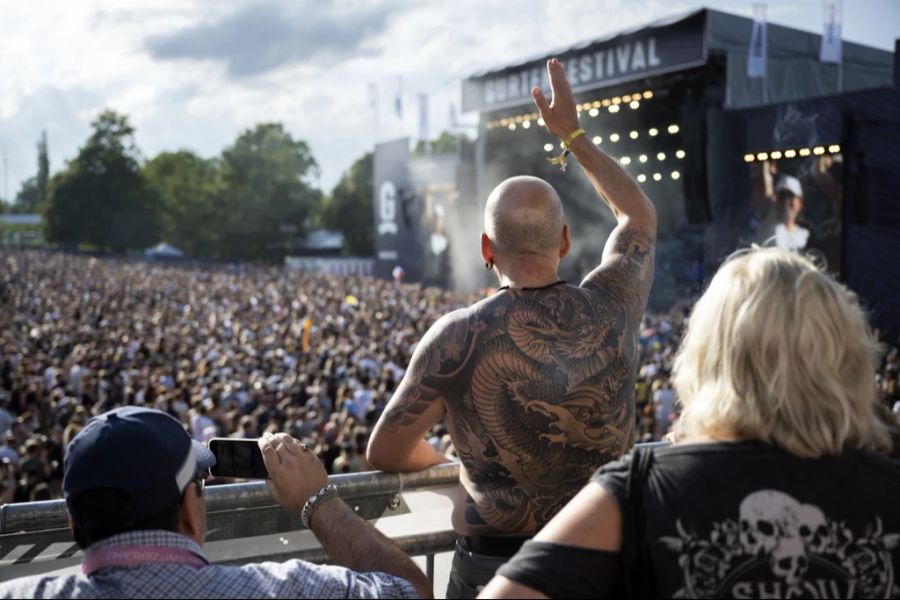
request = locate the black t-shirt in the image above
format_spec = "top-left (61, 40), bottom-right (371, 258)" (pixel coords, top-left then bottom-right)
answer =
top-left (500, 441), bottom-right (900, 599)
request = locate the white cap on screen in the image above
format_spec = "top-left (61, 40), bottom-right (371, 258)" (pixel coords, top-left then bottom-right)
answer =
top-left (775, 175), bottom-right (803, 198)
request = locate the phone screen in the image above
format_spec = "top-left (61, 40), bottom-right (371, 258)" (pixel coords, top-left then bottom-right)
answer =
top-left (208, 438), bottom-right (269, 479)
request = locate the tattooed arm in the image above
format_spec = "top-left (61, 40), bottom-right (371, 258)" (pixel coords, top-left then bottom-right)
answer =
top-left (532, 58), bottom-right (656, 307)
top-left (367, 312), bottom-right (462, 472)
top-left (570, 122), bottom-right (656, 306)
top-left (532, 58), bottom-right (657, 235)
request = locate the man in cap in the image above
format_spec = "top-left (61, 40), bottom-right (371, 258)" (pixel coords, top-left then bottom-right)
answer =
top-left (0, 406), bottom-right (430, 598)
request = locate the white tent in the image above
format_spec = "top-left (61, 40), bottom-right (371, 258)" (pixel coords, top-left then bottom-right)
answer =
top-left (144, 242), bottom-right (184, 259)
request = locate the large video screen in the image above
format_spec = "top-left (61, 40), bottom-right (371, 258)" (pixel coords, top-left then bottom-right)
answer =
top-left (748, 152), bottom-right (843, 273)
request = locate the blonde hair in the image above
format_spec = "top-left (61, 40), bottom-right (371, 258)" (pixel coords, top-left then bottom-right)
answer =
top-left (673, 247), bottom-right (889, 457)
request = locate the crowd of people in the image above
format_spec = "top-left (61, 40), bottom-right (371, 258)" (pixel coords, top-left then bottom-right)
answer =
top-left (0, 250), bottom-right (471, 503)
top-left (0, 249), bottom-right (897, 504)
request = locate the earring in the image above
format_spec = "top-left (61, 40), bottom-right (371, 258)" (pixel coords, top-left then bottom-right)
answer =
top-left (485, 261), bottom-right (493, 270)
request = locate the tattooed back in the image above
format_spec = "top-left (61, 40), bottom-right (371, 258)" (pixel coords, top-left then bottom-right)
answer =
top-left (423, 276), bottom-right (644, 535)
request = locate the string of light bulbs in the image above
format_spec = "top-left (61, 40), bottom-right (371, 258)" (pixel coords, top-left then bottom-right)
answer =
top-left (486, 89), bottom-right (656, 130)
top-left (743, 144), bottom-right (841, 162)
top-left (541, 124), bottom-right (680, 153)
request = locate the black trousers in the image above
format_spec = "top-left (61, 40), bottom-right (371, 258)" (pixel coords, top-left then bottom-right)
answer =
top-left (446, 535), bottom-right (531, 599)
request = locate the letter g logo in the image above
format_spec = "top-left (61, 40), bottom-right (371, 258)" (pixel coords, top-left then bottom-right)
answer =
top-left (378, 181), bottom-right (399, 235)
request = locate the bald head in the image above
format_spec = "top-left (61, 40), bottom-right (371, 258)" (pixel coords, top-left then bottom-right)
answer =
top-left (484, 176), bottom-right (566, 258)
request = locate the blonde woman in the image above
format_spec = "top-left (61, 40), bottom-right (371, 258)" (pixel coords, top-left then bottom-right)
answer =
top-left (481, 247), bottom-right (900, 599)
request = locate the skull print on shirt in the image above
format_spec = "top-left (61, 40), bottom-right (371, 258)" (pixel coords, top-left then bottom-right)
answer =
top-left (660, 490), bottom-right (900, 599)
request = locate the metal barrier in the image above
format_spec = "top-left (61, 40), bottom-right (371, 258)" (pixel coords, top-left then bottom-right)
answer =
top-left (0, 443), bottom-right (668, 586)
top-left (1, 463), bottom-right (461, 582)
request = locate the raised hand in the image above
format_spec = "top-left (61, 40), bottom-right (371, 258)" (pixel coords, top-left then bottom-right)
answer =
top-left (531, 58), bottom-right (581, 141)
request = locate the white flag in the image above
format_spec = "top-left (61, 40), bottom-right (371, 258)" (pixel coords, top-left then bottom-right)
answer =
top-left (747, 3), bottom-right (767, 78)
top-left (820, 0), bottom-right (842, 64)
top-left (449, 103), bottom-right (458, 130)
top-left (367, 83), bottom-right (378, 110)
top-left (394, 76), bottom-right (403, 119)
top-left (418, 94), bottom-right (429, 143)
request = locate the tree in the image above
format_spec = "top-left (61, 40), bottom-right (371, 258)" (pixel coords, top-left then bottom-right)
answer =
top-left (14, 178), bottom-right (40, 214)
top-left (36, 131), bottom-right (49, 209)
top-left (12, 131), bottom-right (49, 214)
top-left (219, 123), bottom-right (321, 261)
top-left (319, 152), bottom-right (373, 256)
top-left (412, 131), bottom-right (465, 157)
top-left (143, 151), bottom-right (222, 257)
top-left (44, 110), bottom-right (160, 252)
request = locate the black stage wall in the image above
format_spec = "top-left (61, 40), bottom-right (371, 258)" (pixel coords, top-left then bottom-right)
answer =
top-left (839, 87), bottom-right (899, 341)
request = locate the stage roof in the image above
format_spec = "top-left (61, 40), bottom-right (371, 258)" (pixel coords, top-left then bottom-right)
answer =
top-left (462, 8), bottom-right (894, 113)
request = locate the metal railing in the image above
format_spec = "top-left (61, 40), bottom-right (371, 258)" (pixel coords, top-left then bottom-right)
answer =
top-left (1, 443), bottom-right (668, 586)
top-left (1, 463), bottom-right (461, 582)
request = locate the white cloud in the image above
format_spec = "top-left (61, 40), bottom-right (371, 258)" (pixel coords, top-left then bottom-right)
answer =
top-left (0, 0), bottom-right (896, 202)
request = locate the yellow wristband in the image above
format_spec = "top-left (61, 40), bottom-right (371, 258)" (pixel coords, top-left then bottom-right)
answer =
top-left (562, 128), bottom-right (586, 148)
top-left (546, 128), bottom-right (586, 172)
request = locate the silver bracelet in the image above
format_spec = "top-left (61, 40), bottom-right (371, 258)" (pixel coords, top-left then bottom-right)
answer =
top-left (300, 483), bottom-right (339, 528)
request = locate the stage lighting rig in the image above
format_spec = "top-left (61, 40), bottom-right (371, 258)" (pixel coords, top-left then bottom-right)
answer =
top-left (743, 144), bottom-right (841, 163)
top-left (485, 89), bottom-right (656, 129)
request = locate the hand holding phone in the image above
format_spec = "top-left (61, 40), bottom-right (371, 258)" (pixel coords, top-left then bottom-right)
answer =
top-left (259, 432), bottom-right (329, 513)
top-left (208, 438), bottom-right (269, 479)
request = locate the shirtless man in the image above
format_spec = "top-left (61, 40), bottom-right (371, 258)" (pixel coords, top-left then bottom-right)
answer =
top-left (367, 58), bottom-right (657, 598)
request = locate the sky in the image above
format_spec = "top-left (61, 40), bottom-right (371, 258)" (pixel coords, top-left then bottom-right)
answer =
top-left (1, 0), bottom-right (897, 201)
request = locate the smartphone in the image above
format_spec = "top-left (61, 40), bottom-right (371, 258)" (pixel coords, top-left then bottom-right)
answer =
top-left (208, 438), bottom-right (269, 479)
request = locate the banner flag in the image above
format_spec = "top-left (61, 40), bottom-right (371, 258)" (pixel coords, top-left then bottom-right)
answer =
top-left (373, 139), bottom-right (419, 281)
top-left (367, 83), bottom-right (378, 109)
top-left (418, 94), bottom-right (429, 143)
top-left (820, 0), bottom-right (843, 64)
top-left (394, 77), bottom-right (403, 119)
top-left (302, 318), bottom-right (312, 353)
top-left (449, 103), bottom-right (458, 130)
top-left (747, 3), bottom-right (767, 79)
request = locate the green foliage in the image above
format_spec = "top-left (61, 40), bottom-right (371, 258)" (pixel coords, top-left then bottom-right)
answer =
top-left (412, 131), bottom-right (464, 157)
top-left (0, 220), bottom-right (44, 246)
top-left (11, 132), bottom-right (49, 214)
top-left (43, 110), bottom-right (161, 252)
top-left (14, 177), bottom-right (41, 214)
top-left (38, 114), bottom-right (326, 261)
top-left (218, 123), bottom-right (321, 261)
top-left (319, 152), bottom-right (373, 256)
top-left (36, 131), bottom-right (49, 209)
top-left (143, 151), bottom-right (223, 257)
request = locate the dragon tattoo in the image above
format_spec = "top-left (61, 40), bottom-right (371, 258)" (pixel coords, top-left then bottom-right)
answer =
top-left (379, 226), bottom-right (654, 534)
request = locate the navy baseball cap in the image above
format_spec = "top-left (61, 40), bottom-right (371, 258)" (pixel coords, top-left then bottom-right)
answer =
top-left (63, 407), bottom-right (215, 520)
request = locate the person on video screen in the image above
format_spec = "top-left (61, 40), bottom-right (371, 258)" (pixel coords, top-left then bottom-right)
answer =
top-left (774, 175), bottom-right (809, 252)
